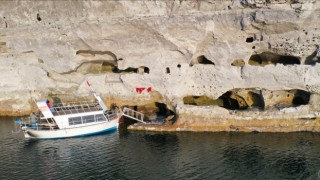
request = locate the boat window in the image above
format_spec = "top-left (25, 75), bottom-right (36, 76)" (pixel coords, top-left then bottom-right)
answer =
top-left (68, 114), bottom-right (107, 126)
top-left (95, 114), bottom-right (106, 122)
top-left (83, 115), bottom-right (95, 124)
top-left (69, 117), bottom-right (82, 126)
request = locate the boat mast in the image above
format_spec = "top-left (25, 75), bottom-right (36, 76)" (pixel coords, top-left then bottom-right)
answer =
top-left (86, 80), bottom-right (108, 111)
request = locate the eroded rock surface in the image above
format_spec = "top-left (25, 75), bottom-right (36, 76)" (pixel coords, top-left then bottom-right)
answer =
top-left (1, 0), bottom-right (320, 131)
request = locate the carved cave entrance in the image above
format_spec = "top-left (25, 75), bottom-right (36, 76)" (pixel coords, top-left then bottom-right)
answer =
top-left (183, 89), bottom-right (310, 110)
top-left (249, 52), bottom-right (300, 66)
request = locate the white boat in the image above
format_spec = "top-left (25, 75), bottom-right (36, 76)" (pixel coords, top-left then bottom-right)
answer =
top-left (20, 82), bottom-right (145, 140)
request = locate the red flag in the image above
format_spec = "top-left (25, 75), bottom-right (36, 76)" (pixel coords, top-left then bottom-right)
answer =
top-left (147, 87), bottom-right (152, 92)
top-left (136, 87), bottom-right (146, 94)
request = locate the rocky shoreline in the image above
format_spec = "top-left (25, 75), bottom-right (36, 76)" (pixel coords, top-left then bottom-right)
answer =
top-left (128, 105), bottom-right (320, 132)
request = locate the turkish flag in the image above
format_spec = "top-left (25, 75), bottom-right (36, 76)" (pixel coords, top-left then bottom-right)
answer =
top-left (136, 88), bottom-right (146, 94)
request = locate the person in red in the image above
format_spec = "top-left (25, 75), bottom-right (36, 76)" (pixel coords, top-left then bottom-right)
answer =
top-left (46, 100), bottom-right (51, 108)
top-left (46, 100), bottom-right (55, 112)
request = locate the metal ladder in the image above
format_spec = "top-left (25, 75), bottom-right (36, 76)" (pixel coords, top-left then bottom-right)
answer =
top-left (122, 107), bottom-right (145, 123)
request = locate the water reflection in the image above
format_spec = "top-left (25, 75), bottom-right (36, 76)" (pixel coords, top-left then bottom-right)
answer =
top-left (1, 118), bottom-right (320, 179)
top-left (223, 144), bottom-right (265, 178)
top-left (275, 152), bottom-right (309, 178)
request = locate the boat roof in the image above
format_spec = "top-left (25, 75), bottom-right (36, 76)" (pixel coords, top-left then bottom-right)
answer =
top-left (38, 100), bottom-right (103, 118)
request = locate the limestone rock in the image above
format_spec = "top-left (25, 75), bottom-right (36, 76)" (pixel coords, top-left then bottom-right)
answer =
top-left (0, 0), bottom-right (320, 131)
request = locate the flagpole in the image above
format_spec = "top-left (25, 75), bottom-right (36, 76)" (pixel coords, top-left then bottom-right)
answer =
top-left (86, 79), bottom-right (108, 111)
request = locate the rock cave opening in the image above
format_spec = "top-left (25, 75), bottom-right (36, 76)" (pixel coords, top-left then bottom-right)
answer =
top-left (190, 55), bottom-right (215, 66)
top-left (249, 52), bottom-right (300, 66)
top-left (143, 67), bottom-right (150, 74)
top-left (247, 91), bottom-right (265, 109)
top-left (123, 102), bottom-right (176, 126)
top-left (137, 66), bottom-right (150, 74)
top-left (305, 49), bottom-right (320, 65)
top-left (246, 37), bottom-right (254, 43)
top-left (292, 90), bottom-right (310, 106)
top-left (166, 67), bottom-right (170, 74)
top-left (197, 55), bottom-right (215, 65)
top-left (183, 89), bottom-right (265, 110)
top-left (155, 102), bottom-right (175, 118)
top-left (219, 91), bottom-right (248, 110)
top-left (183, 96), bottom-right (224, 106)
top-left (76, 61), bottom-right (138, 74)
top-left (119, 67), bottom-right (138, 73)
top-left (231, 59), bottom-right (245, 67)
top-left (101, 62), bottom-right (118, 73)
top-left (36, 13), bottom-right (41, 22)
top-left (183, 93), bottom-right (245, 110)
top-left (263, 89), bottom-right (310, 109)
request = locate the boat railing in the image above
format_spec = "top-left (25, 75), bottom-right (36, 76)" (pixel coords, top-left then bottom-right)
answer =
top-left (106, 112), bottom-right (118, 121)
top-left (51, 101), bottom-right (103, 116)
top-left (122, 107), bottom-right (145, 123)
top-left (105, 107), bottom-right (122, 121)
top-left (21, 117), bottom-right (58, 131)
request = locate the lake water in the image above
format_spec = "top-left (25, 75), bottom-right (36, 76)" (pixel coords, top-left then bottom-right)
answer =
top-left (1, 116), bottom-right (320, 179)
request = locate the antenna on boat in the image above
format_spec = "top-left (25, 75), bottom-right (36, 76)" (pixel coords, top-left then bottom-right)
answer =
top-left (86, 79), bottom-right (108, 111)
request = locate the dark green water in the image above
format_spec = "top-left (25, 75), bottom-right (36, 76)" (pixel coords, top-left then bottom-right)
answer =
top-left (1, 116), bottom-right (320, 179)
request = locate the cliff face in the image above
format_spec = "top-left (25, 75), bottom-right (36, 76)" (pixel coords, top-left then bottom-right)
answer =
top-left (1, 0), bottom-right (320, 131)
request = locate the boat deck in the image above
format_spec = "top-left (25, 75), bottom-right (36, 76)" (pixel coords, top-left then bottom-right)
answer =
top-left (50, 102), bottom-right (103, 116)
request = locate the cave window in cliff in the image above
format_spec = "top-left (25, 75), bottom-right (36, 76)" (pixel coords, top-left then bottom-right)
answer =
top-left (155, 102), bottom-right (175, 117)
top-left (134, 102), bottom-right (176, 124)
top-left (219, 91), bottom-right (248, 110)
top-left (37, 13), bottom-right (42, 22)
top-left (166, 67), bottom-right (170, 74)
top-left (183, 96), bottom-right (223, 106)
top-left (246, 37), bottom-right (254, 43)
top-left (231, 59), bottom-right (245, 67)
top-left (144, 67), bottom-right (150, 74)
top-left (177, 64), bottom-right (181, 68)
top-left (292, 90), bottom-right (310, 106)
top-left (267, 89), bottom-right (310, 108)
top-left (305, 48), bottom-right (320, 65)
top-left (182, 93), bottom-right (245, 110)
top-left (102, 62), bottom-right (118, 73)
top-left (101, 62), bottom-right (138, 74)
top-left (247, 91), bottom-right (265, 110)
top-left (196, 55), bottom-right (215, 65)
top-left (122, 67), bottom-right (138, 73)
top-left (248, 52), bottom-right (300, 66)
top-left (183, 90), bottom-right (265, 110)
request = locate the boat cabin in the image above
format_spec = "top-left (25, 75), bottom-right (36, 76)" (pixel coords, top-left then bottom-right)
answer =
top-left (35, 99), bottom-right (118, 130)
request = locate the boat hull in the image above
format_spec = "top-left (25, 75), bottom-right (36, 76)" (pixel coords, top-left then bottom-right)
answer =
top-left (22, 119), bottom-right (118, 139)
